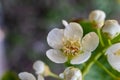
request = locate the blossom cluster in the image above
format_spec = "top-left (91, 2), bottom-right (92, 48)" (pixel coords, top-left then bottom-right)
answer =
top-left (18, 10), bottom-right (120, 80)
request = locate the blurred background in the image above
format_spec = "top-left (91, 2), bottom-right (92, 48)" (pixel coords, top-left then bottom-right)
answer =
top-left (0, 0), bottom-right (120, 80)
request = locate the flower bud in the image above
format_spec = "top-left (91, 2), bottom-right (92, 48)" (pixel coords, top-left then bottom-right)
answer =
top-left (33, 60), bottom-right (51, 76)
top-left (89, 10), bottom-right (106, 28)
top-left (102, 20), bottom-right (120, 39)
top-left (18, 60), bottom-right (47, 80)
top-left (59, 67), bottom-right (82, 80)
top-left (33, 60), bottom-right (45, 75)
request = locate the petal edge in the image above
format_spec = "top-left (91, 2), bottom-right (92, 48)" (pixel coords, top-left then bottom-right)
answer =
top-left (46, 49), bottom-right (67, 63)
top-left (47, 28), bottom-right (64, 49)
top-left (82, 32), bottom-right (99, 52)
top-left (71, 52), bottom-right (91, 64)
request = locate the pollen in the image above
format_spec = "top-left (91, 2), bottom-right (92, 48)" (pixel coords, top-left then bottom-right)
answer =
top-left (114, 49), bottom-right (120, 56)
top-left (61, 39), bottom-right (81, 58)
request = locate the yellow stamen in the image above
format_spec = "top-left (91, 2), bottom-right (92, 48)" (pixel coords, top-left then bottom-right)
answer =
top-left (61, 39), bottom-right (81, 58)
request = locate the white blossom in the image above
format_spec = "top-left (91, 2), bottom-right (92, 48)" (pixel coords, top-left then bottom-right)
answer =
top-left (102, 20), bottom-right (120, 38)
top-left (46, 20), bottom-right (99, 64)
top-left (18, 72), bottom-right (45, 80)
top-left (18, 72), bottom-right (36, 80)
top-left (59, 67), bottom-right (82, 80)
top-left (106, 43), bottom-right (120, 72)
top-left (18, 60), bottom-right (46, 80)
top-left (89, 10), bottom-right (106, 28)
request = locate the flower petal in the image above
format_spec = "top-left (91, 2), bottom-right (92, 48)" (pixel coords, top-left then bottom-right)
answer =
top-left (106, 43), bottom-right (120, 55)
top-left (59, 73), bottom-right (64, 79)
top-left (107, 54), bottom-right (120, 72)
top-left (71, 52), bottom-right (91, 64)
top-left (64, 22), bottom-right (83, 40)
top-left (46, 49), bottom-right (67, 63)
top-left (18, 72), bottom-right (36, 80)
top-left (38, 75), bottom-right (44, 80)
top-left (33, 60), bottom-right (45, 75)
top-left (82, 32), bottom-right (99, 52)
top-left (62, 20), bottom-right (69, 27)
top-left (106, 43), bottom-right (120, 72)
top-left (47, 28), bottom-right (64, 49)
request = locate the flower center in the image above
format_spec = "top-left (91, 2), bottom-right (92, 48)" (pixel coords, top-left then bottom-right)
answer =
top-left (114, 49), bottom-right (120, 56)
top-left (61, 40), bottom-right (81, 58)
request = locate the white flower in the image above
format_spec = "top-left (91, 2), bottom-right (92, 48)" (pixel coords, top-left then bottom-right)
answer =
top-left (102, 20), bottom-right (120, 38)
top-left (89, 10), bottom-right (106, 28)
top-left (46, 20), bottom-right (99, 64)
top-left (106, 43), bottom-right (120, 72)
top-left (18, 72), bottom-right (44, 80)
top-left (18, 60), bottom-right (48, 80)
top-left (59, 67), bottom-right (82, 80)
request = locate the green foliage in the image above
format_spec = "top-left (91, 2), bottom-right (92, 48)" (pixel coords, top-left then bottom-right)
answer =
top-left (92, 0), bottom-right (120, 15)
top-left (85, 64), bottom-right (112, 80)
top-left (2, 71), bottom-right (19, 80)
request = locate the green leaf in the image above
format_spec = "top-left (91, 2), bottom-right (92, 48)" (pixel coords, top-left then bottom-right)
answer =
top-left (2, 71), bottom-right (19, 80)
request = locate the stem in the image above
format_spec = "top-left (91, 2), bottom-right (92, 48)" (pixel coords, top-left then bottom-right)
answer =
top-left (95, 61), bottom-right (119, 79)
top-left (82, 52), bottom-right (103, 77)
top-left (82, 49), bottom-right (106, 77)
top-left (49, 72), bottom-right (63, 80)
top-left (82, 60), bottom-right (94, 77)
top-left (108, 39), bottom-right (112, 46)
top-left (97, 29), bottom-right (105, 47)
